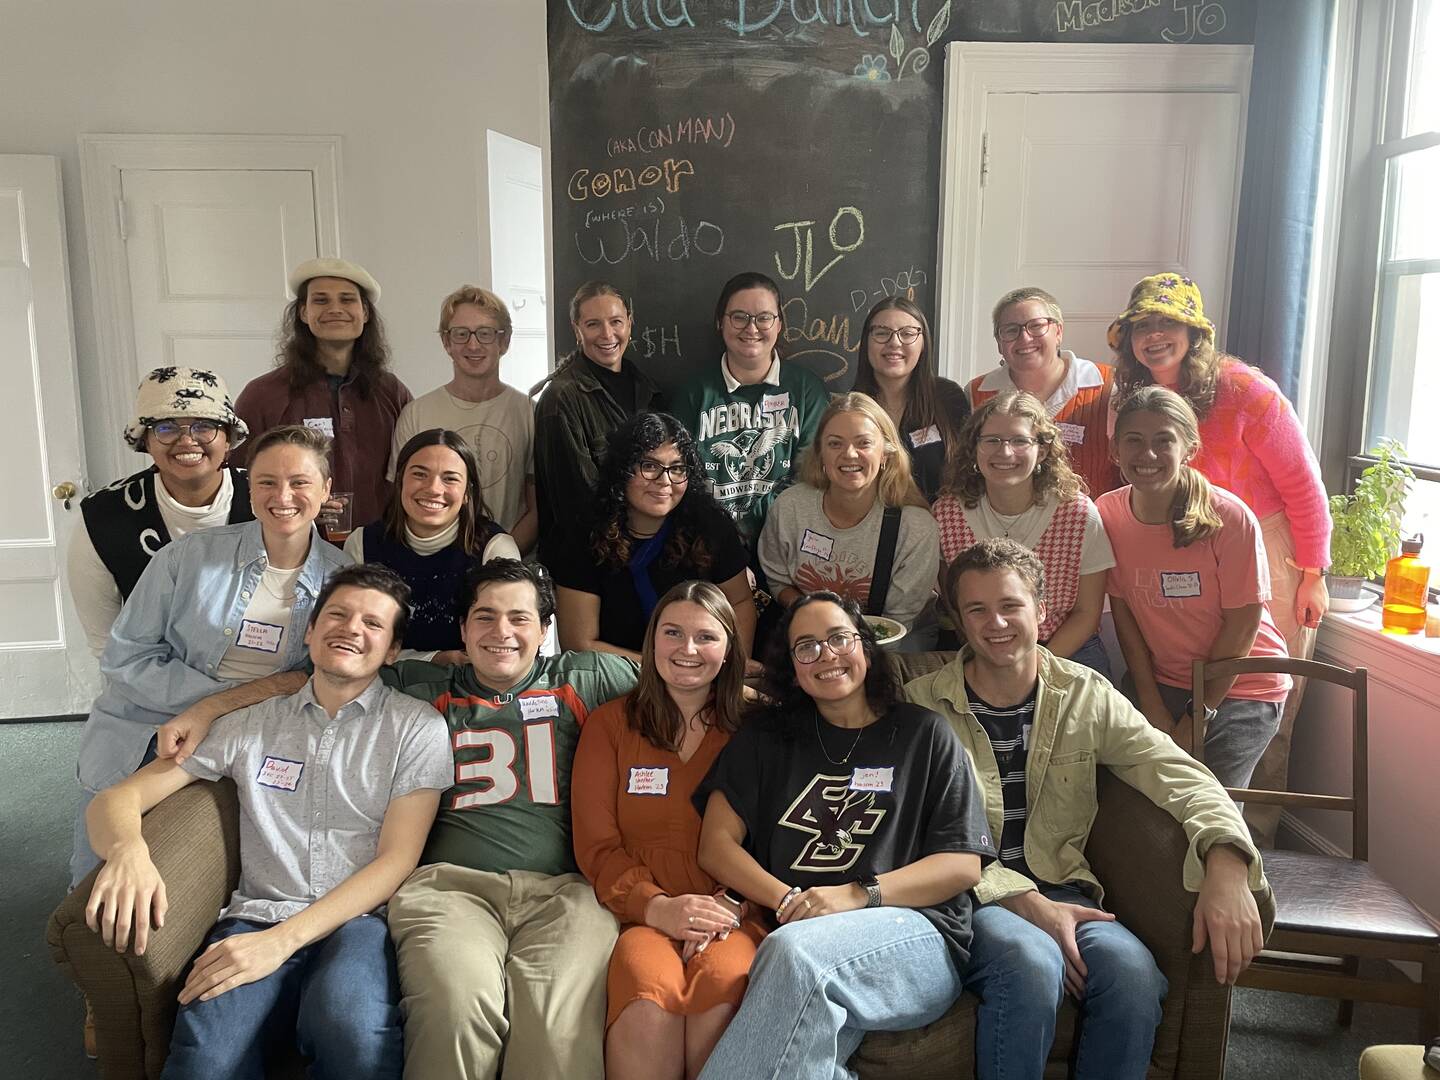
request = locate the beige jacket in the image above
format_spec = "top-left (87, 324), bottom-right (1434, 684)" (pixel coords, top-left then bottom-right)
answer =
top-left (905, 647), bottom-right (1265, 906)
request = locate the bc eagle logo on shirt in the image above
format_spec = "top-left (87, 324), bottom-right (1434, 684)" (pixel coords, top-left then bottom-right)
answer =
top-left (780, 773), bottom-right (887, 874)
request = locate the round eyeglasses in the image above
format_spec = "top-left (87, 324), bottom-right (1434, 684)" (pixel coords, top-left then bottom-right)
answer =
top-left (634, 460), bottom-right (690, 484)
top-left (442, 326), bottom-right (508, 346)
top-left (725, 310), bottom-right (779, 331)
top-left (868, 326), bottom-right (923, 344)
top-left (791, 630), bottom-right (861, 665)
top-left (977, 435), bottom-right (1041, 452)
top-left (996, 317), bottom-right (1058, 343)
top-left (149, 419), bottom-right (222, 446)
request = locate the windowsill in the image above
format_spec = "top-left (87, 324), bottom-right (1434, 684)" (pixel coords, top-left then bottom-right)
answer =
top-left (1316, 599), bottom-right (1440, 697)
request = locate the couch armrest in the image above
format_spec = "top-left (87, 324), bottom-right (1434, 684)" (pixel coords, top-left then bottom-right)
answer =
top-left (47, 780), bottom-right (241, 1080)
top-left (1087, 768), bottom-right (1275, 1080)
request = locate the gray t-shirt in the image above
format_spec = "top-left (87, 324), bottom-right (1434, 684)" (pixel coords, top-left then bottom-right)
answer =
top-left (182, 676), bottom-right (453, 924)
top-left (759, 484), bottom-right (941, 629)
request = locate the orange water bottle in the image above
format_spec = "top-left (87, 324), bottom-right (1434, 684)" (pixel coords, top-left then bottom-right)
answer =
top-left (1382, 535), bottom-right (1430, 633)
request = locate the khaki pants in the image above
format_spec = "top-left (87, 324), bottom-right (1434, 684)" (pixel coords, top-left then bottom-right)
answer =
top-left (1249, 512), bottom-right (1318, 846)
top-left (388, 863), bottom-right (618, 1080)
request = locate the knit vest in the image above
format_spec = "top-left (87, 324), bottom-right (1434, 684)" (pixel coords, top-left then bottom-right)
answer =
top-left (969, 366), bottom-right (1121, 500)
top-left (79, 465), bottom-right (253, 600)
top-left (360, 521), bottom-right (499, 653)
top-left (933, 495), bottom-right (1090, 641)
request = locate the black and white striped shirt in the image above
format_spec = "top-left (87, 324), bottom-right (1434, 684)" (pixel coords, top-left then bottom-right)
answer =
top-left (966, 681), bottom-right (1037, 880)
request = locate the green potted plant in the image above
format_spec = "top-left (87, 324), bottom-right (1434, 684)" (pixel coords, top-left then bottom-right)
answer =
top-left (1326, 439), bottom-right (1414, 611)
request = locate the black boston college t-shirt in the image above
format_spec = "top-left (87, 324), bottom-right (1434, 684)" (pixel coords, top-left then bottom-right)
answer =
top-left (694, 702), bottom-right (995, 968)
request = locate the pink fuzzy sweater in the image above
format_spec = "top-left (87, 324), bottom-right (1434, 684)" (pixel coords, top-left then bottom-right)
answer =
top-left (1192, 362), bottom-right (1331, 569)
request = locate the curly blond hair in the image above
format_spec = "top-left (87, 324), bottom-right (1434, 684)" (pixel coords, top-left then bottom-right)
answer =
top-left (942, 390), bottom-right (1082, 509)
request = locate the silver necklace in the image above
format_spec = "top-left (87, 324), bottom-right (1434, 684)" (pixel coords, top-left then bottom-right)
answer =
top-left (814, 710), bottom-right (866, 766)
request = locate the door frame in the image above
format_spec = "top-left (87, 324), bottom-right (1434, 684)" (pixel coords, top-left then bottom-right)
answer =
top-left (934, 42), bottom-right (1254, 384)
top-left (78, 134), bottom-right (344, 483)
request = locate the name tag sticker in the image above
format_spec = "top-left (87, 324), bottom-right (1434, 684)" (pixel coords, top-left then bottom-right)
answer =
top-left (849, 766), bottom-right (894, 793)
top-left (800, 529), bottom-right (835, 560)
top-left (257, 755), bottom-right (304, 792)
top-left (1058, 422), bottom-right (1086, 445)
top-left (236, 620), bottom-right (284, 653)
top-left (627, 766), bottom-right (670, 796)
top-left (1160, 571), bottom-right (1203, 599)
top-left (1022, 722), bottom-right (1032, 751)
top-left (761, 392), bottom-right (790, 413)
top-left (303, 416), bottom-right (335, 437)
top-left (909, 424), bottom-right (942, 448)
top-left (519, 694), bottom-right (560, 720)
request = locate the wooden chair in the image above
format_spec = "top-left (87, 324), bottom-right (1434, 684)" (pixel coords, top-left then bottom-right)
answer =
top-left (1191, 656), bottom-right (1440, 1040)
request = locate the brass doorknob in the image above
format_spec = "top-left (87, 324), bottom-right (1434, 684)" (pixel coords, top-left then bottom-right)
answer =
top-left (53, 481), bottom-right (77, 509)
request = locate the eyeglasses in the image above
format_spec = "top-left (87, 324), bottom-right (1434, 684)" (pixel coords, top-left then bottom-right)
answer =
top-left (977, 435), bottom-right (1042, 451)
top-left (725, 310), bottom-right (779, 331)
top-left (791, 630), bottom-right (861, 665)
top-left (634, 460), bottom-right (690, 484)
top-left (996, 317), bottom-right (1058, 343)
top-left (149, 419), bottom-right (222, 445)
top-left (442, 326), bottom-right (508, 346)
top-left (868, 325), bottom-right (923, 344)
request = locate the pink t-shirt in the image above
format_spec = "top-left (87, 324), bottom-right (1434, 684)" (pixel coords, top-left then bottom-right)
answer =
top-left (1097, 484), bottom-right (1291, 702)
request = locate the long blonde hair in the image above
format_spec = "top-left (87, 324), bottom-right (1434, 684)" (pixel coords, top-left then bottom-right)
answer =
top-left (1113, 385), bottom-right (1223, 548)
top-left (799, 392), bottom-right (928, 509)
top-left (943, 390), bottom-right (1082, 509)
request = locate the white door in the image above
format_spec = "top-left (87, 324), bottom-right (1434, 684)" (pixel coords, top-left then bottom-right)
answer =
top-left (971, 91), bottom-right (1243, 374)
top-left (0, 156), bottom-right (98, 718)
top-left (487, 131), bottom-right (550, 393)
top-left (121, 168), bottom-right (319, 402)
top-left (935, 44), bottom-right (1252, 385)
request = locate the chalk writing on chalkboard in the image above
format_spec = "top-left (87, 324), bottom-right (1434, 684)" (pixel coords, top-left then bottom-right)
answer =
top-left (1054, 0), bottom-right (1227, 40)
top-left (773, 207), bottom-right (865, 293)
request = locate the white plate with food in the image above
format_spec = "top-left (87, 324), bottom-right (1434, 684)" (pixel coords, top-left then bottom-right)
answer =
top-left (865, 615), bottom-right (907, 647)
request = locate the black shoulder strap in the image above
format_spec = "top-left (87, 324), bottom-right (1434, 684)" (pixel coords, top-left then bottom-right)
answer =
top-left (867, 507), bottom-right (903, 617)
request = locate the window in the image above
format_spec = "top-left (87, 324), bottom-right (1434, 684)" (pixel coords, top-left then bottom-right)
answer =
top-left (1324, 0), bottom-right (1440, 542)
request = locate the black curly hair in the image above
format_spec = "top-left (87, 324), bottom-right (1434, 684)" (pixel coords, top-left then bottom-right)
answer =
top-left (747, 591), bottom-right (904, 732)
top-left (589, 412), bottom-right (735, 572)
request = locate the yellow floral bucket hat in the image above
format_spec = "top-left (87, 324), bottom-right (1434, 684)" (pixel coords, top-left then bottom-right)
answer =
top-left (1106, 272), bottom-right (1216, 352)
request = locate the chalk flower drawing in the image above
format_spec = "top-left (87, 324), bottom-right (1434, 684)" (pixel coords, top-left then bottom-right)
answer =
top-left (857, 0), bottom-right (952, 82)
top-left (854, 54), bottom-right (892, 81)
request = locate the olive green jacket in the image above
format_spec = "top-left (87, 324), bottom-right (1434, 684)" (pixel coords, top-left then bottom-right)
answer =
top-left (905, 647), bottom-right (1265, 906)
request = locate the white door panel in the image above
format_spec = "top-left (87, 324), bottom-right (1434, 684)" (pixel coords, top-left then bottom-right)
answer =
top-left (0, 155), bottom-right (97, 718)
top-left (974, 91), bottom-right (1242, 374)
top-left (487, 131), bottom-right (550, 395)
top-left (121, 169), bottom-right (319, 402)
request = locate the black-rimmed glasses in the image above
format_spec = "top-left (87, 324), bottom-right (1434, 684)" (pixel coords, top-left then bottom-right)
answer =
top-left (996, 317), bottom-right (1058, 343)
top-left (634, 460), bottom-right (690, 484)
top-left (149, 420), bottom-right (222, 445)
top-left (868, 326), bottom-right (923, 344)
top-left (792, 631), bottom-right (861, 665)
top-left (725, 310), bottom-right (779, 331)
top-left (442, 326), bottom-right (508, 346)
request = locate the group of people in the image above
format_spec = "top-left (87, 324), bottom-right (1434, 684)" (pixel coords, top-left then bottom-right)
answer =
top-left (64, 255), bottom-right (1329, 1080)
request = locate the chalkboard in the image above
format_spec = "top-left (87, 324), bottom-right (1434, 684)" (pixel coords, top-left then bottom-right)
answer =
top-left (548, 0), bottom-right (1256, 395)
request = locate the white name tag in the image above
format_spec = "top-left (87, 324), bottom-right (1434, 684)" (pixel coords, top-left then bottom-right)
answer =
top-left (909, 424), bottom-right (941, 448)
top-left (303, 416), bottom-right (335, 437)
top-left (627, 766), bottom-right (670, 796)
top-left (800, 528), bottom-right (835, 560)
top-left (257, 755), bottom-right (305, 792)
top-left (761, 392), bottom-right (790, 413)
top-left (1058, 422), bottom-right (1086, 445)
top-left (236, 619), bottom-right (284, 653)
top-left (1160, 571), bottom-right (1203, 599)
top-left (1022, 722), bottom-right (1032, 751)
top-left (849, 766), bottom-right (894, 793)
top-left (519, 694), bottom-right (560, 720)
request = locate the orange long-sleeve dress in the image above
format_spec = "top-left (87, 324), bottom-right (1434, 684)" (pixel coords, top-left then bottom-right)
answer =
top-left (572, 697), bottom-right (766, 1029)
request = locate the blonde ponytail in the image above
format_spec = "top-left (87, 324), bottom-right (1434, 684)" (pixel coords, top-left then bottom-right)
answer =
top-left (1113, 385), bottom-right (1222, 548)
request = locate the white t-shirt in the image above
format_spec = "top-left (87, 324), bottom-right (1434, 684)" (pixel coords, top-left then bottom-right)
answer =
top-left (68, 470), bottom-right (238, 657)
top-left (389, 385), bottom-right (535, 532)
top-left (214, 564), bottom-right (303, 681)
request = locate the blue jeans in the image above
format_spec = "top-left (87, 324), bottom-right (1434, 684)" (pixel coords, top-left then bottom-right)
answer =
top-left (963, 885), bottom-right (1167, 1080)
top-left (1058, 633), bottom-right (1112, 682)
top-left (698, 907), bottom-right (963, 1080)
top-left (162, 915), bottom-right (403, 1080)
top-left (1151, 682), bottom-right (1283, 789)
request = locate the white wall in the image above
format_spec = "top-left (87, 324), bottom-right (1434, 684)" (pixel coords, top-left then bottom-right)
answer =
top-left (0, 0), bottom-right (551, 487)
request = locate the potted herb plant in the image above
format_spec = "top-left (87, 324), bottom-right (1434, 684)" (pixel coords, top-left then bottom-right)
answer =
top-left (1326, 439), bottom-right (1414, 611)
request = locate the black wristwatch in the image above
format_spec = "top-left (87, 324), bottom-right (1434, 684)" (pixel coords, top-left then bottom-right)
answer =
top-left (857, 874), bottom-right (882, 908)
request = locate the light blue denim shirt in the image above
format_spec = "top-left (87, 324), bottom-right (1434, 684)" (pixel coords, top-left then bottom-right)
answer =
top-left (76, 520), bottom-right (351, 793)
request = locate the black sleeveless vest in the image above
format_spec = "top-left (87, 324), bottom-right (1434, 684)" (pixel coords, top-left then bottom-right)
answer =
top-left (360, 521), bottom-right (501, 653)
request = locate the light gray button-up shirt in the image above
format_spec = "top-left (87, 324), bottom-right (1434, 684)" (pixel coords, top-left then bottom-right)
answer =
top-left (182, 675), bottom-right (452, 925)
